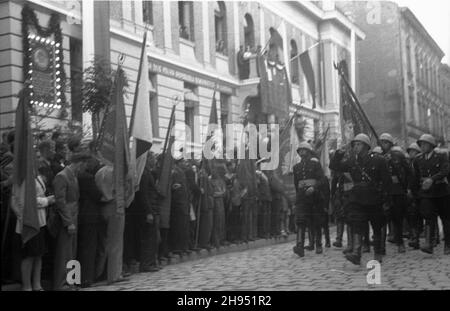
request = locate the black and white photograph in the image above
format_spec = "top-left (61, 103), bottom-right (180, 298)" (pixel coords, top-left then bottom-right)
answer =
top-left (1, 0), bottom-right (449, 295)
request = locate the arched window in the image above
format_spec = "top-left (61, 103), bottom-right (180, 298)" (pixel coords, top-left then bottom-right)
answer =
top-left (214, 2), bottom-right (227, 54)
top-left (244, 13), bottom-right (255, 49)
top-left (268, 27), bottom-right (283, 63)
top-left (179, 1), bottom-right (194, 41)
top-left (290, 39), bottom-right (299, 84)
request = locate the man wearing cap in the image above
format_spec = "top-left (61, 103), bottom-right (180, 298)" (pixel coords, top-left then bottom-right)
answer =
top-left (406, 142), bottom-right (422, 249)
top-left (292, 142), bottom-right (326, 257)
top-left (52, 152), bottom-right (89, 290)
top-left (380, 133), bottom-right (410, 253)
top-left (330, 134), bottom-right (391, 264)
top-left (412, 134), bottom-right (450, 255)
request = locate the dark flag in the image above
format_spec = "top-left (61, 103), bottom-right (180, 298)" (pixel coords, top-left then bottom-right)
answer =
top-left (257, 52), bottom-right (291, 122)
top-left (158, 105), bottom-right (176, 229)
top-left (12, 88), bottom-right (39, 243)
top-left (336, 60), bottom-right (379, 147)
top-left (276, 114), bottom-right (301, 203)
top-left (299, 50), bottom-right (316, 109)
top-left (98, 64), bottom-right (134, 210)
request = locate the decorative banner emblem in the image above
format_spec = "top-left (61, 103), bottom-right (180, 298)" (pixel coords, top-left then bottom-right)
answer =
top-left (22, 5), bottom-right (66, 111)
top-left (26, 34), bottom-right (63, 109)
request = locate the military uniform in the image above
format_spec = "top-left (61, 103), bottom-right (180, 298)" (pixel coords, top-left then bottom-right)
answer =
top-left (406, 153), bottom-right (422, 249)
top-left (293, 152), bottom-right (326, 256)
top-left (383, 148), bottom-right (410, 251)
top-left (412, 149), bottom-right (450, 254)
top-left (330, 147), bottom-right (391, 264)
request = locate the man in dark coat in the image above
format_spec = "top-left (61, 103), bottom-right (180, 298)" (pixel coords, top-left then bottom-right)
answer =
top-left (412, 134), bottom-right (450, 255)
top-left (330, 134), bottom-right (392, 265)
top-left (77, 155), bottom-right (103, 287)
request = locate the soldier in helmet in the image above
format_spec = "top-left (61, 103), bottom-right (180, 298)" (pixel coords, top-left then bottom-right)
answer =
top-left (330, 133), bottom-right (392, 264)
top-left (379, 133), bottom-right (410, 254)
top-left (406, 142), bottom-right (422, 249)
top-left (292, 142), bottom-right (326, 257)
top-left (412, 134), bottom-right (450, 255)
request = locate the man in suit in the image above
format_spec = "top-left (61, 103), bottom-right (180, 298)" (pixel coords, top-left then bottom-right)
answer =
top-left (52, 152), bottom-right (90, 290)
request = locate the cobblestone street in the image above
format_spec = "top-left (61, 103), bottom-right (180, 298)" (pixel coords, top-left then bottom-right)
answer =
top-left (83, 234), bottom-right (450, 291)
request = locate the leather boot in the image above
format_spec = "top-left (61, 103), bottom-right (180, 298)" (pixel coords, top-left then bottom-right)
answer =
top-left (362, 223), bottom-right (370, 253)
top-left (305, 227), bottom-right (314, 251)
top-left (421, 223), bottom-right (434, 254)
top-left (387, 221), bottom-right (395, 243)
top-left (293, 225), bottom-right (305, 257)
top-left (333, 221), bottom-right (344, 248)
top-left (324, 223), bottom-right (331, 248)
top-left (343, 225), bottom-right (353, 254)
top-left (380, 224), bottom-right (387, 255)
top-left (443, 220), bottom-right (450, 255)
top-left (408, 226), bottom-right (420, 249)
top-left (315, 226), bottom-right (323, 254)
top-left (434, 218), bottom-right (440, 246)
top-left (345, 232), bottom-right (362, 265)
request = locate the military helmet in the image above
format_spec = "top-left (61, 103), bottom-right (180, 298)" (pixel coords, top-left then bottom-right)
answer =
top-left (297, 142), bottom-right (313, 152)
top-left (372, 146), bottom-right (382, 154)
top-left (406, 142), bottom-right (421, 153)
top-left (380, 133), bottom-right (394, 144)
top-left (417, 134), bottom-right (436, 147)
top-left (391, 146), bottom-right (404, 154)
top-left (351, 133), bottom-right (371, 148)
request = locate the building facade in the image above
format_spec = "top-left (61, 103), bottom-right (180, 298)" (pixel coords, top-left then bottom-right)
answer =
top-left (338, 1), bottom-right (449, 147)
top-left (0, 0), bottom-right (363, 155)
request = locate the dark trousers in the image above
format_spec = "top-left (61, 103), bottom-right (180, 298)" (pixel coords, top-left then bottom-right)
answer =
top-left (271, 197), bottom-right (282, 236)
top-left (227, 204), bottom-right (241, 242)
top-left (158, 228), bottom-right (170, 259)
top-left (140, 222), bottom-right (159, 269)
top-left (391, 194), bottom-right (408, 245)
top-left (240, 199), bottom-right (251, 241)
top-left (53, 227), bottom-right (77, 290)
top-left (77, 222), bottom-right (101, 286)
top-left (420, 196), bottom-right (450, 246)
top-left (347, 202), bottom-right (386, 255)
top-left (258, 201), bottom-right (271, 238)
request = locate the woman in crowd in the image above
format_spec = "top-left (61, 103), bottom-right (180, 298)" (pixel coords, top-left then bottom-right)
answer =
top-left (12, 170), bottom-right (55, 291)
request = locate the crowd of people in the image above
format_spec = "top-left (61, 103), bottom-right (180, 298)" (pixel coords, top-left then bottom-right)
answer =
top-left (1, 129), bottom-right (449, 291)
top-left (1, 130), bottom-right (300, 291)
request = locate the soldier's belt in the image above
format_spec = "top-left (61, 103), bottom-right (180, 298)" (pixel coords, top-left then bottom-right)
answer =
top-left (420, 177), bottom-right (449, 184)
top-left (297, 179), bottom-right (317, 188)
top-left (343, 182), bottom-right (354, 191)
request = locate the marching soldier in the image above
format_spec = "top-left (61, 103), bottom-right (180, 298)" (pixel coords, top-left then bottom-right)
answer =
top-left (292, 142), bottom-right (326, 257)
top-left (412, 134), bottom-right (450, 255)
top-left (380, 133), bottom-right (410, 253)
top-left (330, 134), bottom-right (392, 264)
top-left (406, 142), bottom-right (422, 249)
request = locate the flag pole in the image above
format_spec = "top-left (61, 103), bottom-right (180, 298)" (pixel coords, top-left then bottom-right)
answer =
top-left (129, 25), bottom-right (149, 138)
top-left (290, 42), bottom-right (320, 62)
top-left (195, 79), bottom-right (219, 248)
top-left (334, 62), bottom-right (380, 145)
